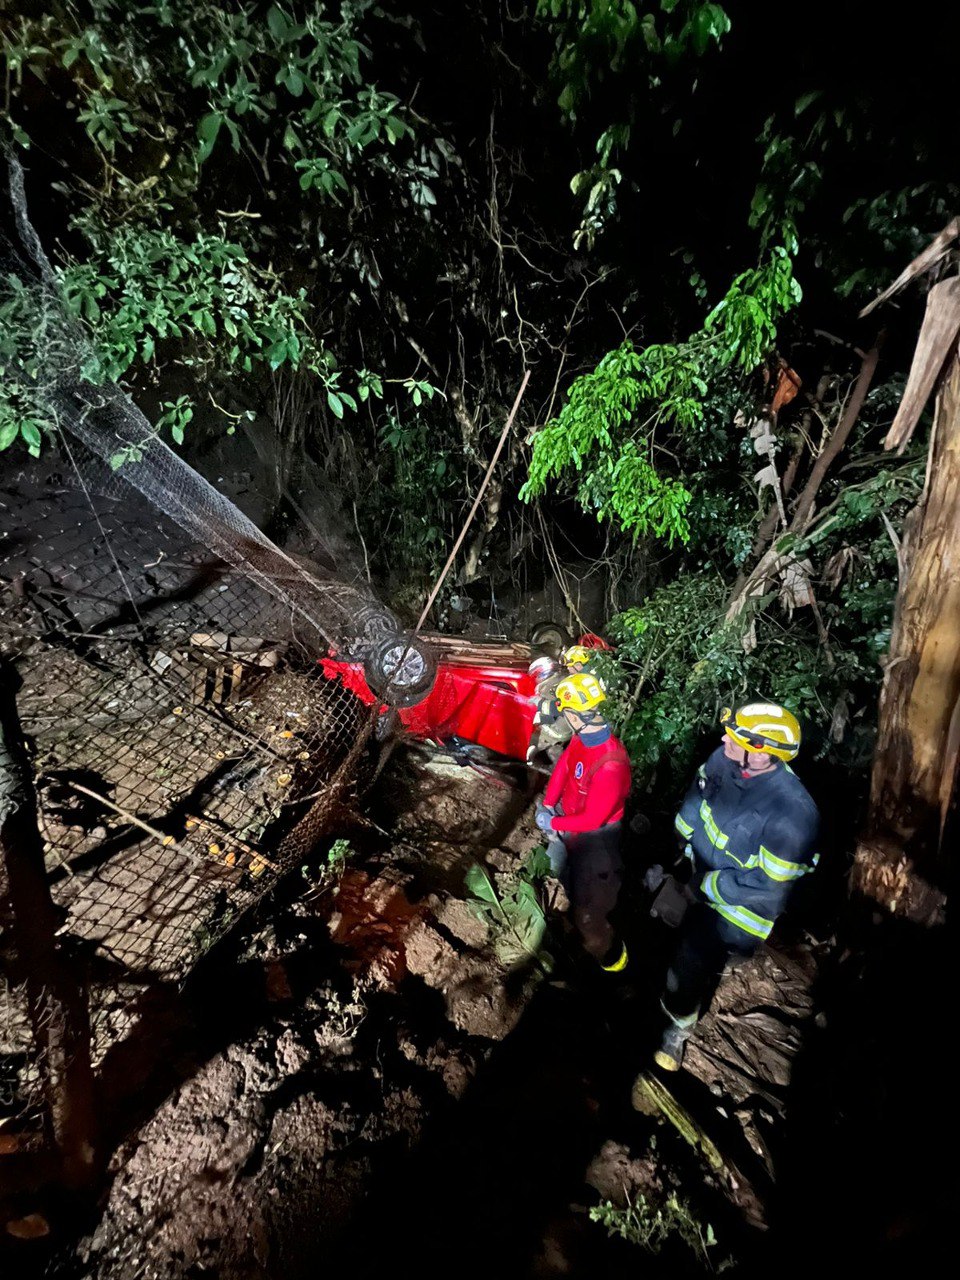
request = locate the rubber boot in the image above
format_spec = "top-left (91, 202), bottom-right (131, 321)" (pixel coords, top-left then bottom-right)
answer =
top-left (654, 1023), bottom-right (691, 1071)
top-left (653, 1004), bottom-right (698, 1072)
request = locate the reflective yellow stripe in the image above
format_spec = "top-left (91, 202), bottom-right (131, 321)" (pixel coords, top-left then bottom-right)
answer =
top-left (701, 871), bottom-right (774, 940)
top-left (723, 850), bottom-right (758, 870)
top-left (601, 942), bottom-right (629, 972)
top-left (675, 813), bottom-right (694, 837)
top-left (699, 800), bottom-right (728, 849)
top-left (758, 845), bottom-right (816, 883)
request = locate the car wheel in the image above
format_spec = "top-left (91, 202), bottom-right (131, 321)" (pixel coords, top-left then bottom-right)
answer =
top-left (341, 601), bottom-right (403, 658)
top-left (363, 633), bottom-right (438, 708)
top-left (529, 621), bottom-right (570, 657)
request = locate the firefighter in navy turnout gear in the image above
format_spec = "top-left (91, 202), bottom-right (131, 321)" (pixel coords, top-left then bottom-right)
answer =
top-left (653, 702), bottom-right (820, 1071)
top-left (536, 674), bottom-right (632, 972)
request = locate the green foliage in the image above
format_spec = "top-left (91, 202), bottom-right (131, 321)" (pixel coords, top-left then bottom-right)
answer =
top-left (601, 443), bottom-right (923, 785)
top-left (300, 836), bottom-right (354, 894)
top-left (325, 837), bottom-right (354, 878)
top-left (372, 409), bottom-right (459, 576)
top-left (0, 0), bottom-right (430, 456)
top-left (704, 247), bottom-right (802, 371)
top-left (521, 243), bottom-right (801, 544)
top-left (464, 854), bottom-right (552, 972)
top-left (60, 227), bottom-right (318, 381)
top-left (590, 1191), bottom-right (730, 1270)
top-left (538, 1), bottom-right (730, 246)
top-left (2, 2), bottom-right (409, 179)
top-left (538, 0), bottom-right (731, 119)
top-left (749, 96), bottom-right (960, 302)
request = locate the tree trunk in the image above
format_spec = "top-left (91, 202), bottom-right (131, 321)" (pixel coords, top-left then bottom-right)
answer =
top-left (0, 662), bottom-right (98, 1188)
top-left (851, 354), bottom-right (960, 925)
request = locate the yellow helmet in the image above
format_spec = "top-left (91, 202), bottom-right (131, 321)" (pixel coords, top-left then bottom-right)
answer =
top-left (561, 645), bottom-right (592, 668)
top-left (721, 703), bottom-right (801, 762)
top-left (556, 673), bottom-right (606, 715)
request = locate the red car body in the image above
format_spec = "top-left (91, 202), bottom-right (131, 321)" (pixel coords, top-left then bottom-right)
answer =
top-left (318, 654), bottom-right (538, 760)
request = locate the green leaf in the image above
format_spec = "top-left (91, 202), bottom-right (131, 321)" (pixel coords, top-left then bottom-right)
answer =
top-left (327, 390), bottom-right (344, 418)
top-left (464, 863), bottom-right (498, 903)
top-left (0, 421), bottom-right (20, 451)
top-left (20, 421), bottom-right (42, 455)
top-left (794, 90), bottom-right (822, 116)
top-left (267, 5), bottom-right (290, 39)
top-left (198, 111), bottom-right (223, 143)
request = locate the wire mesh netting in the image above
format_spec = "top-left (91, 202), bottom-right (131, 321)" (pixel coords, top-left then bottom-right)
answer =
top-left (0, 446), bottom-right (384, 1108)
top-left (0, 156), bottom-right (435, 1130)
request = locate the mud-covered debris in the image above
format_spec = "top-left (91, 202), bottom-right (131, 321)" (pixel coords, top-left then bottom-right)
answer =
top-left (327, 868), bottom-right (425, 988)
top-left (585, 1139), bottom-right (662, 1206)
top-left (433, 894), bottom-right (490, 949)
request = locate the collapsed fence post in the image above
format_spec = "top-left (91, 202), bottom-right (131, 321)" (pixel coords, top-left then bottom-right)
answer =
top-left (0, 660), bottom-right (97, 1191)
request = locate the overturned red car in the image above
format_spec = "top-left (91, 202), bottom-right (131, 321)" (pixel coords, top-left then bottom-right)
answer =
top-left (318, 631), bottom-right (610, 762)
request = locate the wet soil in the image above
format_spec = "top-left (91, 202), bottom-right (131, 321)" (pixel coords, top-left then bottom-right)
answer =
top-left (3, 753), bottom-right (765, 1280)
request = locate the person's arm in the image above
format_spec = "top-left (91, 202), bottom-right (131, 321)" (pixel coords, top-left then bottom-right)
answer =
top-left (673, 769), bottom-right (703, 842)
top-left (551, 761), bottom-right (630, 833)
top-left (674, 747), bottom-right (724, 841)
top-left (701, 805), bottom-right (819, 939)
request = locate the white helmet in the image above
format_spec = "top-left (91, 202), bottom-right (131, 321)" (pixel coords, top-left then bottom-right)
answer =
top-left (528, 654), bottom-right (559, 682)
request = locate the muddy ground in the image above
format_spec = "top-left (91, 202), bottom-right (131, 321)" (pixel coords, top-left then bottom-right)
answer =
top-left (0, 745), bottom-right (851, 1280)
top-left (3, 743), bottom-right (949, 1279)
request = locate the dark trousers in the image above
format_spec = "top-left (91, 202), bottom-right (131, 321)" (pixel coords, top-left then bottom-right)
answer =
top-left (562, 824), bottom-right (623, 959)
top-left (663, 903), bottom-right (757, 1023)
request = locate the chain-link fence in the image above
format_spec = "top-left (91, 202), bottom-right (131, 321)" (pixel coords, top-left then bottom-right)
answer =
top-left (0, 151), bottom-right (445, 1183)
top-left (0, 441), bottom-right (412, 1165)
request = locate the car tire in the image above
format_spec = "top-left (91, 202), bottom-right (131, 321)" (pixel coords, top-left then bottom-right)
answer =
top-left (363, 633), bottom-right (438, 708)
top-left (529, 621), bottom-right (570, 657)
top-left (342, 601), bottom-right (403, 658)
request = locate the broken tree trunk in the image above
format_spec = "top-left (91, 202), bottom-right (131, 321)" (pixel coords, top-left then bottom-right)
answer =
top-left (851, 279), bottom-right (960, 924)
top-left (0, 662), bottom-right (98, 1189)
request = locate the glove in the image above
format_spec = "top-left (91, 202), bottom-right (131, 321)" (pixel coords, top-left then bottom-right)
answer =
top-left (535, 804), bottom-right (555, 832)
top-left (643, 863), bottom-right (666, 893)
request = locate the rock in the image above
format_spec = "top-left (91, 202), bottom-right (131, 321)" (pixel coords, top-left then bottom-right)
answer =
top-left (435, 895), bottom-right (489, 949)
top-left (5, 1212), bottom-right (50, 1239)
top-left (585, 1140), bottom-right (661, 1207)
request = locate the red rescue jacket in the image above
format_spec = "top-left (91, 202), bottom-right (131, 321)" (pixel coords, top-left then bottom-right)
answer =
top-left (544, 731), bottom-right (631, 834)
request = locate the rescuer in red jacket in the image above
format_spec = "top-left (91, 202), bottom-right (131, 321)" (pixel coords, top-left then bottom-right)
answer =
top-left (536, 673), bottom-right (632, 972)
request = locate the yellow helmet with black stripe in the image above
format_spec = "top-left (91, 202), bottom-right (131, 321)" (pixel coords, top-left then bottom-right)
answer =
top-left (556, 672), bottom-right (606, 714)
top-left (561, 645), bottom-right (592, 668)
top-left (721, 703), bottom-right (801, 761)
